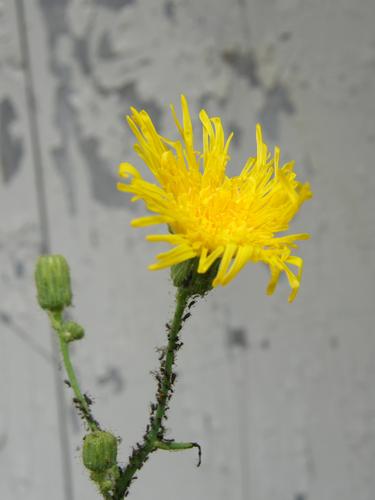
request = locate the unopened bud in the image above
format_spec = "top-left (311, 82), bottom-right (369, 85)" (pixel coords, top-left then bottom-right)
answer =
top-left (35, 255), bottom-right (72, 311)
top-left (61, 321), bottom-right (85, 342)
top-left (82, 431), bottom-right (118, 472)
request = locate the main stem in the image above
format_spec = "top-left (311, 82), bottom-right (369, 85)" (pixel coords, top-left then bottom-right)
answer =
top-left (149, 287), bottom-right (189, 440)
top-left (115, 287), bottom-right (190, 498)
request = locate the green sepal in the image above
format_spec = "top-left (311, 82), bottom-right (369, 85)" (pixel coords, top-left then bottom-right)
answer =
top-left (171, 257), bottom-right (220, 297)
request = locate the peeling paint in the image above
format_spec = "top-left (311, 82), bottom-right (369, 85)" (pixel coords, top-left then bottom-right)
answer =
top-left (258, 82), bottom-right (295, 140)
top-left (73, 37), bottom-right (91, 75)
top-left (39, 0), bottom-right (77, 214)
top-left (117, 82), bottom-right (163, 130)
top-left (294, 494), bottom-right (307, 500)
top-left (227, 327), bottom-right (248, 350)
top-left (14, 260), bottom-right (25, 278)
top-left (0, 98), bottom-right (23, 183)
top-left (39, 0), bottom-right (166, 208)
top-left (97, 32), bottom-right (117, 60)
top-left (39, 0), bottom-right (70, 49)
top-left (164, 1), bottom-right (176, 20)
top-left (222, 48), bottom-right (260, 87)
top-left (260, 338), bottom-right (271, 350)
top-left (52, 147), bottom-right (76, 214)
top-left (80, 136), bottom-right (125, 207)
top-left (279, 31), bottom-right (292, 42)
top-left (97, 366), bottom-right (125, 394)
top-left (0, 432), bottom-right (8, 451)
top-left (227, 121), bottom-right (243, 148)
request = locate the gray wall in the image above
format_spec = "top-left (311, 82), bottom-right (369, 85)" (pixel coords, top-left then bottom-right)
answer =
top-left (1, 0), bottom-right (375, 499)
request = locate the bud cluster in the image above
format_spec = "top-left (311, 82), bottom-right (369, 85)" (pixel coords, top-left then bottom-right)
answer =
top-left (83, 431), bottom-right (119, 498)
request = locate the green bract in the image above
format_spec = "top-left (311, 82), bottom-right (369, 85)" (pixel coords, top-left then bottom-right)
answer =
top-left (171, 257), bottom-right (220, 297)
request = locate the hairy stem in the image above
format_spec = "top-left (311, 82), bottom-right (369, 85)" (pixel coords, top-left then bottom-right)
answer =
top-left (49, 311), bottom-right (98, 432)
top-left (114, 287), bottom-right (191, 498)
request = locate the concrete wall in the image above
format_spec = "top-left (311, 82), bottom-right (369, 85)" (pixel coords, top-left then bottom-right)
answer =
top-left (1, 0), bottom-right (375, 499)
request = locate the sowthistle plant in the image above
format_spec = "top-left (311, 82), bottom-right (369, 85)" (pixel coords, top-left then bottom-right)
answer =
top-left (34, 96), bottom-right (312, 499)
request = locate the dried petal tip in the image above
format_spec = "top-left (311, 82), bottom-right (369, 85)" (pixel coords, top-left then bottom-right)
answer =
top-left (34, 255), bottom-right (72, 311)
top-left (82, 431), bottom-right (118, 472)
top-left (62, 321), bottom-right (85, 342)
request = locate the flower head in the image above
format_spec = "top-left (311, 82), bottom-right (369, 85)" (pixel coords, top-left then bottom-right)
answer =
top-left (118, 96), bottom-right (312, 302)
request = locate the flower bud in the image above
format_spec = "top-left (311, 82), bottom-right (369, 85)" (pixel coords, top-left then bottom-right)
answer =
top-left (82, 431), bottom-right (118, 472)
top-left (35, 255), bottom-right (72, 311)
top-left (61, 321), bottom-right (85, 342)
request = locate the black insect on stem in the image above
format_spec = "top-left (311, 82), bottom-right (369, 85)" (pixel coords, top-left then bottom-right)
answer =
top-left (84, 393), bottom-right (93, 406)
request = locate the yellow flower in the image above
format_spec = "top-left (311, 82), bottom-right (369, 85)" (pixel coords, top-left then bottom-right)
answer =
top-left (118, 96), bottom-right (312, 302)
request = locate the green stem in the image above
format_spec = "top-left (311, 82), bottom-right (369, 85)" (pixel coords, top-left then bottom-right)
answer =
top-left (58, 335), bottom-right (98, 432)
top-left (149, 287), bottom-right (189, 440)
top-left (49, 311), bottom-right (98, 432)
top-left (114, 287), bottom-right (191, 498)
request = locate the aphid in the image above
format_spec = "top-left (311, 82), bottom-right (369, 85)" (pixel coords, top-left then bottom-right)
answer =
top-left (84, 393), bottom-right (93, 405)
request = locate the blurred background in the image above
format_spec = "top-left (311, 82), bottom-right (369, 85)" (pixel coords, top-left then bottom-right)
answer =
top-left (1, 0), bottom-right (375, 499)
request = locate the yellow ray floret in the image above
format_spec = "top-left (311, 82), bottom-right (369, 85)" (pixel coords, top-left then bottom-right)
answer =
top-left (117, 95), bottom-right (312, 302)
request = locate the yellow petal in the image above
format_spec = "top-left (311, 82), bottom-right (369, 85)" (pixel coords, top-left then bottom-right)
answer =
top-left (131, 215), bottom-right (171, 227)
top-left (286, 255), bottom-right (304, 302)
top-left (118, 162), bottom-right (141, 179)
top-left (266, 262), bottom-right (282, 296)
top-left (149, 244), bottom-right (197, 270)
top-left (146, 234), bottom-right (187, 244)
top-left (274, 146), bottom-right (280, 178)
top-left (198, 246), bottom-right (224, 274)
top-left (279, 262), bottom-right (300, 302)
top-left (212, 244), bottom-right (237, 286)
top-left (256, 123), bottom-right (267, 166)
top-left (221, 246), bottom-right (253, 285)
